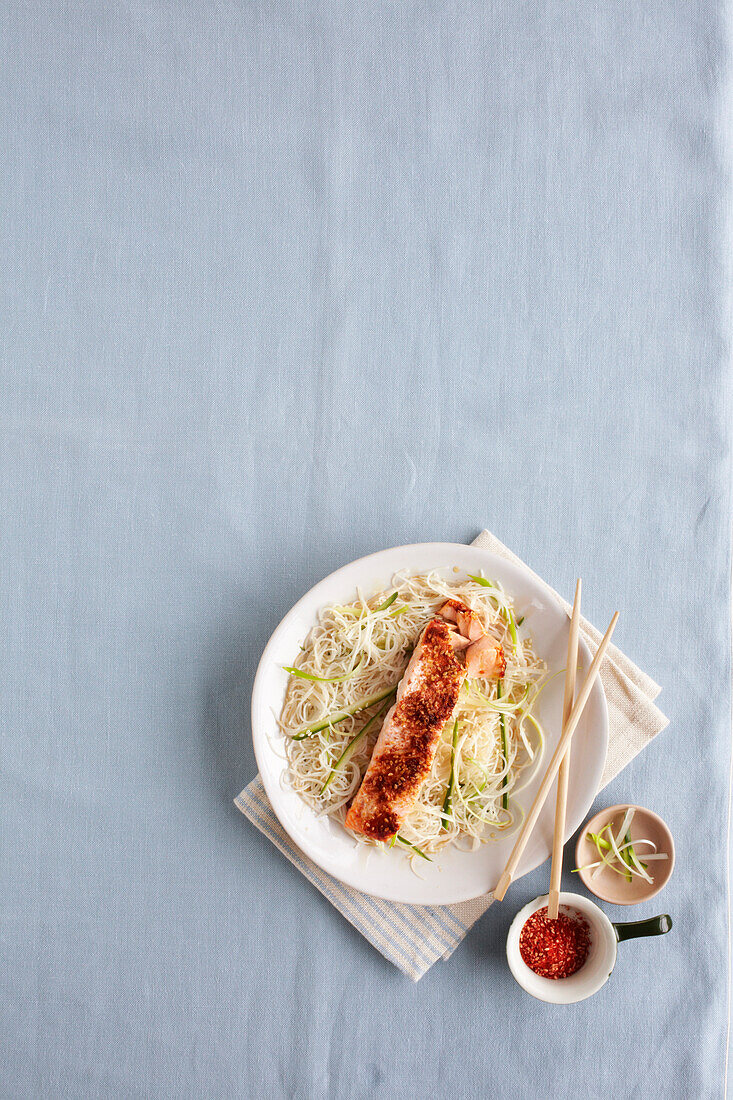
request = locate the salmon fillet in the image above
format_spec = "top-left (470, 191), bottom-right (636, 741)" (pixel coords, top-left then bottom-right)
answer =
top-left (344, 619), bottom-right (466, 842)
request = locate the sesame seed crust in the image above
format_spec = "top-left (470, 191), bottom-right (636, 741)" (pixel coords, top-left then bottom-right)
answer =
top-left (344, 619), bottom-right (465, 841)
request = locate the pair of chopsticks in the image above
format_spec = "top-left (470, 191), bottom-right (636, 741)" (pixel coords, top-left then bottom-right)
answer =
top-left (493, 582), bottom-right (618, 906)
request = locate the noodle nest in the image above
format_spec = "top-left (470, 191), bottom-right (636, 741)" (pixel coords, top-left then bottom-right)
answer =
top-left (279, 571), bottom-right (547, 858)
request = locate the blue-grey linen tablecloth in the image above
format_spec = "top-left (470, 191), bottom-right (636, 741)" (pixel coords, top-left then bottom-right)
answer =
top-left (1, 3), bottom-right (730, 1099)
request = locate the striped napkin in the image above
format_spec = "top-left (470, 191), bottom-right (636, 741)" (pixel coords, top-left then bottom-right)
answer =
top-left (235, 530), bottom-right (669, 980)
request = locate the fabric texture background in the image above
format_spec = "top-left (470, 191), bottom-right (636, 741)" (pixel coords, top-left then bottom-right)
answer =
top-left (236, 527), bottom-right (671, 980)
top-left (1, 2), bottom-right (730, 1098)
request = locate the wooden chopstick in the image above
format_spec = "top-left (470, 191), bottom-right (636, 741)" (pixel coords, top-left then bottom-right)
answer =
top-left (493, 609), bottom-right (619, 903)
top-left (547, 579), bottom-right (582, 919)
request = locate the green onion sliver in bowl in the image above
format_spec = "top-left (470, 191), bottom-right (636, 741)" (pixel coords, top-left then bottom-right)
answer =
top-left (573, 804), bottom-right (675, 905)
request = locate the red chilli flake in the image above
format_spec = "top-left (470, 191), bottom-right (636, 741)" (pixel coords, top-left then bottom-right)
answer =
top-left (519, 906), bottom-right (591, 979)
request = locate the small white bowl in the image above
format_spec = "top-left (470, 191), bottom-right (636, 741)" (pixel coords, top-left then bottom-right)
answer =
top-left (506, 892), bottom-right (671, 1004)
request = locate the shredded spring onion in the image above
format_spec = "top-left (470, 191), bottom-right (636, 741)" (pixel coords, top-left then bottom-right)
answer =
top-left (282, 655), bottom-right (365, 684)
top-left (572, 809), bottom-right (667, 884)
top-left (496, 680), bottom-right (508, 810)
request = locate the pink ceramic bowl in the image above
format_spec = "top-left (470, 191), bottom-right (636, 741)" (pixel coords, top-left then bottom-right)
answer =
top-left (575, 804), bottom-right (675, 905)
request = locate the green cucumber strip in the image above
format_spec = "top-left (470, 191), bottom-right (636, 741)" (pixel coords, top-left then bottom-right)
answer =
top-left (396, 835), bottom-right (432, 861)
top-left (499, 606), bottom-right (519, 646)
top-left (320, 702), bottom-right (390, 792)
top-left (291, 684), bottom-right (398, 739)
top-left (497, 679), bottom-right (508, 809)
top-left (283, 655), bottom-right (365, 684)
top-left (441, 719), bottom-right (460, 829)
top-left (336, 591), bottom-right (397, 619)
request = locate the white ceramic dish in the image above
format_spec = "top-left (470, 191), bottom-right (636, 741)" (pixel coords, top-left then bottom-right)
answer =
top-left (251, 543), bottom-right (608, 905)
top-left (507, 892), bottom-right (672, 1003)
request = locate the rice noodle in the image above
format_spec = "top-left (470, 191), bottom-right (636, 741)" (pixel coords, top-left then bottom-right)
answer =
top-left (279, 570), bottom-right (547, 857)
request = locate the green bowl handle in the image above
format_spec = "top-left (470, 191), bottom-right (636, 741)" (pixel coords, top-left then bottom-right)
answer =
top-left (613, 915), bottom-right (672, 943)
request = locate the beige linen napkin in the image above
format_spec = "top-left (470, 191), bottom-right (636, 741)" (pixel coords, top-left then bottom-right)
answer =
top-left (235, 531), bottom-right (669, 980)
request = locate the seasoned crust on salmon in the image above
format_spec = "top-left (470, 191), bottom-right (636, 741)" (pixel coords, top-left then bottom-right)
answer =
top-left (344, 619), bottom-right (465, 841)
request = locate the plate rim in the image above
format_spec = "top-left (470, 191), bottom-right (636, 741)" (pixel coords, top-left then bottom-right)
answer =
top-left (250, 541), bottom-right (608, 904)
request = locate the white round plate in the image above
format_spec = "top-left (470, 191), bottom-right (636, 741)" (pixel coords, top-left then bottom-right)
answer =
top-left (251, 543), bottom-right (608, 905)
